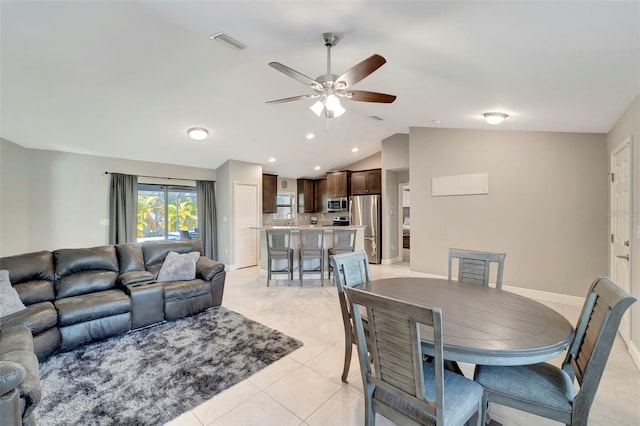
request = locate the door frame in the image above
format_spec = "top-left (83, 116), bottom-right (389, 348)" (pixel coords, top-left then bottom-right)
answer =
top-left (233, 182), bottom-right (259, 271)
top-left (609, 136), bottom-right (633, 345)
top-left (398, 183), bottom-right (410, 265)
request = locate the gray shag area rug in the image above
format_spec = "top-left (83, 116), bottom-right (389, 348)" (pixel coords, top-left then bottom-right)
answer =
top-left (35, 307), bottom-right (303, 426)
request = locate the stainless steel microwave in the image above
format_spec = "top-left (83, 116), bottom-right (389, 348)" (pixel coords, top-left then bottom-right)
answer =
top-left (327, 197), bottom-right (348, 212)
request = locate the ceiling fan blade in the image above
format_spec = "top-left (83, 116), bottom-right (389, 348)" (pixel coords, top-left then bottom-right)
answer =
top-left (345, 90), bottom-right (396, 103)
top-left (268, 62), bottom-right (321, 89)
top-left (335, 54), bottom-right (387, 88)
top-left (266, 94), bottom-right (319, 104)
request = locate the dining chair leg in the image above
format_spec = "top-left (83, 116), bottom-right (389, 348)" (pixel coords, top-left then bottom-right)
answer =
top-left (341, 340), bottom-right (352, 383)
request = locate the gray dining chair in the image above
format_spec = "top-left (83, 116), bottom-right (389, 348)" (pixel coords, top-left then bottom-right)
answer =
top-left (474, 276), bottom-right (637, 426)
top-left (448, 248), bottom-right (506, 289)
top-left (265, 229), bottom-right (294, 286)
top-left (299, 229), bottom-right (325, 285)
top-left (328, 229), bottom-right (357, 279)
top-left (330, 251), bottom-right (371, 383)
top-left (345, 285), bottom-right (484, 426)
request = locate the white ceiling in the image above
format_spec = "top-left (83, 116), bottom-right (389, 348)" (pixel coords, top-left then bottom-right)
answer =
top-left (1, 1), bottom-right (638, 179)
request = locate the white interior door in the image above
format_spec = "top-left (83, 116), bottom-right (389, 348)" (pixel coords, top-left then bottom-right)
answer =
top-left (610, 138), bottom-right (632, 343)
top-left (234, 183), bottom-right (257, 269)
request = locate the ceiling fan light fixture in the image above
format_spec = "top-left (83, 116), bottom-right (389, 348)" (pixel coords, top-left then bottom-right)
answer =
top-left (187, 127), bottom-right (209, 140)
top-left (310, 101), bottom-right (324, 116)
top-left (483, 112), bottom-right (508, 125)
top-left (324, 94), bottom-right (341, 111)
top-left (332, 103), bottom-right (346, 117)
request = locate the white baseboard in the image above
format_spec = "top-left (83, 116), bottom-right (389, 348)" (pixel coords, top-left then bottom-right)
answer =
top-left (225, 264), bottom-right (237, 271)
top-left (381, 256), bottom-right (402, 265)
top-left (502, 285), bottom-right (585, 307)
top-left (628, 340), bottom-right (640, 371)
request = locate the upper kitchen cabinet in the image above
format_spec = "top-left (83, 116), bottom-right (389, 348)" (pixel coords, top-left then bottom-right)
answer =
top-left (314, 178), bottom-right (327, 213)
top-left (326, 171), bottom-right (350, 198)
top-left (297, 179), bottom-right (315, 213)
top-left (351, 169), bottom-right (382, 195)
top-left (262, 174), bottom-right (277, 214)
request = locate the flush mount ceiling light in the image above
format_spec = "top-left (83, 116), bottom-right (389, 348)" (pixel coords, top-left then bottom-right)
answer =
top-left (483, 112), bottom-right (509, 125)
top-left (314, 166), bottom-right (321, 170)
top-left (306, 133), bottom-right (315, 140)
top-left (268, 157), bottom-right (276, 163)
top-left (187, 127), bottom-right (209, 140)
top-left (352, 147), bottom-right (359, 152)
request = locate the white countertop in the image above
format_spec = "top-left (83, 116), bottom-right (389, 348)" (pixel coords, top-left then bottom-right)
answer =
top-left (251, 225), bottom-right (364, 230)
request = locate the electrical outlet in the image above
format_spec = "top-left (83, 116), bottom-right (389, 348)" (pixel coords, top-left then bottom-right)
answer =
top-left (99, 219), bottom-right (109, 226)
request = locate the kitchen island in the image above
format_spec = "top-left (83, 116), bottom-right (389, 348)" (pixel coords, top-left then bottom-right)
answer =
top-left (251, 225), bottom-right (365, 282)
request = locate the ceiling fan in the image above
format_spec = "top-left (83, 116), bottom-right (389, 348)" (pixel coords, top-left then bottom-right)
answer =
top-left (266, 32), bottom-right (396, 118)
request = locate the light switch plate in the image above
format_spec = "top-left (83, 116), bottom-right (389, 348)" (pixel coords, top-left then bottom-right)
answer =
top-left (99, 218), bottom-right (109, 226)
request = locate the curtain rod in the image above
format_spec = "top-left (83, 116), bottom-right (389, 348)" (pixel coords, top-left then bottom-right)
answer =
top-left (104, 171), bottom-right (214, 183)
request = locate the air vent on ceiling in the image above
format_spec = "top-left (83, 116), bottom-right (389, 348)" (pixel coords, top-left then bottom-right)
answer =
top-left (209, 32), bottom-right (247, 51)
top-left (368, 115), bottom-right (384, 121)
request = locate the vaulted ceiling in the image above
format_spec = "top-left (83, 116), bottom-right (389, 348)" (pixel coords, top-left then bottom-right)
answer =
top-left (1, 1), bottom-right (638, 178)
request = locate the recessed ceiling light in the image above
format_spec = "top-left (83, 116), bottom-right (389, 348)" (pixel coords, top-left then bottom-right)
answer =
top-left (268, 157), bottom-right (276, 163)
top-left (306, 133), bottom-right (315, 139)
top-left (187, 127), bottom-right (209, 141)
top-left (483, 112), bottom-right (509, 125)
top-left (432, 120), bottom-right (441, 125)
top-left (352, 147), bottom-right (359, 152)
top-left (314, 166), bottom-right (321, 170)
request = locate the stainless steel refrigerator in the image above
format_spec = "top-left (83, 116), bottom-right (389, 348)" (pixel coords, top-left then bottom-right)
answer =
top-left (350, 194), bottom-right (382, 263)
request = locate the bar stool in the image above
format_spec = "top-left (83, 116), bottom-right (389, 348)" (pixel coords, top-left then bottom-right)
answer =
top-left (299, 229), bottom-right (325, 286)
top-left (328, 229), bottom-right (357, 279)
top-left (265, 229), bottom-right (294, 286)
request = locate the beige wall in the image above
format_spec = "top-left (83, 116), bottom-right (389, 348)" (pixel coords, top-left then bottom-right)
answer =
top-left (606, 94), bottom-right (640, 348)
top-left (0, 139), bottom-right (215, 256)
top-left (0, 139), bottom-right (30, 255)
top-left (381, 134), bottom-right (410, 260)
top-left (343, 152), bottom-right (382, 171)
top-left (410, 128), bottom-right (608, 297)
top-left (215, 159), bottom-right (262, 269)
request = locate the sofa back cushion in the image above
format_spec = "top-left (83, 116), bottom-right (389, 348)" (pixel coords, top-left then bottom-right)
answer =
top-left (115, 243), bottom-right (145, 273)
top-left (142, 240), bottom-right (203, 275)
top-left (0, 250), bottom-right (55, 304)
top-left (54, 246), bottom-right (119, 299)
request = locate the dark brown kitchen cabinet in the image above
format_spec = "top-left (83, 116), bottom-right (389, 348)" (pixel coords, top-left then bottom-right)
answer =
top-left (350, 169), bottom-right (381, 195)
top-left (326, 171), bottom-right (350, 198)
top-left (314, 178), bottom-right (327, 213)
top-left (297, 179), bottom-right (315, 213)
top-left (262, 174), bottom-right (277, 213)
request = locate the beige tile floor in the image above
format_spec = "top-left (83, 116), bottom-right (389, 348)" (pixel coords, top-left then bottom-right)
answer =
top-left (167, 262), bottom-right (640, 426)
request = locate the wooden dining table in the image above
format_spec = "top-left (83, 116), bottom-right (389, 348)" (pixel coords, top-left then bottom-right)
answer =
top-left (355, 277), bottom-right (575, 366)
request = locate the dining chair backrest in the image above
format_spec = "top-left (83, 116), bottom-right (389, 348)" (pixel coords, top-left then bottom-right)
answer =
top-left (330, 251), bottom-right (371, 382)
top-left (448, 248), bottom-right (506, 289)
top-left (561, 276), bottom-right (637, 423)
top-left (345, 285), bottom-right (446, 425)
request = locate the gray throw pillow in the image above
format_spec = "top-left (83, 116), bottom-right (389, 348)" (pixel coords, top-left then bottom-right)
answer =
top-left (0, 269), bottom-right (26, 317)
top-left (157, 251), bottom-right (200, 282)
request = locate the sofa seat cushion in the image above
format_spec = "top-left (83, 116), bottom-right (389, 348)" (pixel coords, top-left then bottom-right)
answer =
top-left (0, 302), bottom-right (57, 335)
top-left (163, 279), bottom-right (211, 302)
top-left (55, 289), bottom-right (130, 327)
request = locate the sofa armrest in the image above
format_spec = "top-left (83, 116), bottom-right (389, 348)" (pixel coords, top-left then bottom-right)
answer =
top-left (196, 257), bottom-right (225, 281)
top-left (118, 270), bottom-right (156, 287)
top-left (0, 361), bottom-right (25, 397)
